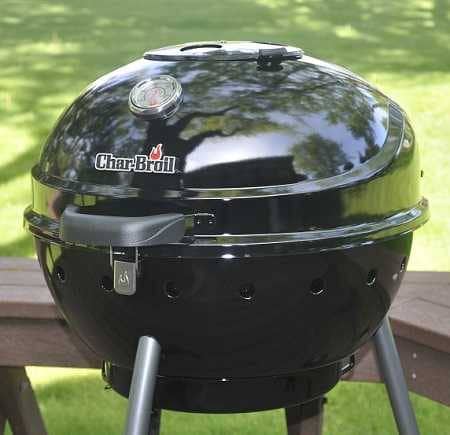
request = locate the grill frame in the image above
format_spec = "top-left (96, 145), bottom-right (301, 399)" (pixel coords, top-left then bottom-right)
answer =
top-left (24, 41), bottom-right (429, 412)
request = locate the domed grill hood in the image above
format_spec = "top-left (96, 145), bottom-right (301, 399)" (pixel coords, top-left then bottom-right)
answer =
top-left (38, 41), bottom-right (391, 194)
top-left (24, 41), bottom-right (429, 413)
top-left (27, 41), bottom-right (428, 256)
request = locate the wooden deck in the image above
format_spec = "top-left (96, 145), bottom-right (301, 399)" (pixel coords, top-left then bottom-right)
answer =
top-left (0, 257), bottom-right (449, 434)
top-left (344, 270), bottom-right (450, 406)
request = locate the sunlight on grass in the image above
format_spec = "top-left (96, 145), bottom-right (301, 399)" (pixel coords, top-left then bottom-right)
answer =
top-left (0, 125), bottom-right (32, 156)
top-left (334, 24), bottom-right (365, 40)
top-left (15, 40), bottom-right (80, 56)
top-left (26, 367), bottom-right (98, 385)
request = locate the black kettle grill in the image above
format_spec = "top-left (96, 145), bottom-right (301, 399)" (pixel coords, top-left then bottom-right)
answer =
top-left (25, 41), bottom-right (428, 433)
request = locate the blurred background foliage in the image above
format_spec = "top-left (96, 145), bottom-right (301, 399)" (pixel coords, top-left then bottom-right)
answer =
top-left (0, 0), bottom-right (449, 434)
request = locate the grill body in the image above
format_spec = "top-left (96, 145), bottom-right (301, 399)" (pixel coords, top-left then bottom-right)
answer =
top-left (25, 41), bottom-right (428, 412)
top-left (36, 235), bottom-right (411, 378)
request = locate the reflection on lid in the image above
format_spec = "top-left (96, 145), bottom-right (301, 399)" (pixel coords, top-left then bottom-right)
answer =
top-left (185, 132), bottom-right (295, 173)
top-left (40, 57), bottom-right (390, 192)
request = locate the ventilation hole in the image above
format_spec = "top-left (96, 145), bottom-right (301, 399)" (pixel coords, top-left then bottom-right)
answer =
top-left (100, 276), bottom-right (113, 292)
top-left (400, 257), bottom-right (407, 273)
top-left (165, 281), bottom-right (180, 299)
top-left (180, 43), bottom-right (222, 51)
top-left (239, 284), bottom-right (255, 300)
top-left (310, 278), bottom-right (325, 296)
top-left (55, 266), bottom-right (66, 283)
top-left (366, 269), bottom-right (377, 287)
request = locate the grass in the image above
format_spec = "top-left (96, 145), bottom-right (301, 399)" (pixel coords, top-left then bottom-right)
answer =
top-left (4, 367), bottom-right (450, 435)
top-left (0, 0), bottom-right (449, 433)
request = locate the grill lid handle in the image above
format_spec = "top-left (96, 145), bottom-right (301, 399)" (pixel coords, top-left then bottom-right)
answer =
top-left (60, 205), bottom-right (187, 247)
top-left (143, 41), bottom-right (303, 62)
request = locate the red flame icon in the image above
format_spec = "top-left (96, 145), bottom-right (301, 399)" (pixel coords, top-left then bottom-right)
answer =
top-left (149, 143), bottom-right (163, 161)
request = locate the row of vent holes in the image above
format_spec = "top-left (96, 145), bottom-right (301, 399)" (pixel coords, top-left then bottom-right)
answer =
top-left (57, 270), bottom-right (257, 300)
top-left (311, 256), bottom-right (408, 296)
top-left (53, 267), bottom-right (115, 292)
top-left (99, 278), bottom-right (180, 296)
top-left (166, 283), bottom-right (256, 300)
top-left (312, 269), bottom-right (377, 296)
top-left (165, 283), bottom-right (258, 300)
top-left (56, 257), bottom-right (408, 297)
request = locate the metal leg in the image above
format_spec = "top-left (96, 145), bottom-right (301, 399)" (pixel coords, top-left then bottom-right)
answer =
top-left (149, 409), bottom-right (161, 435)
top-left (124, 336), bottom-right (161, 435)
top-left (0, 367), bottom-right (47, 435)
top-left (285, 397), bottom-right (325, 435)
top-left (373, 317), bottom-right (420, 435)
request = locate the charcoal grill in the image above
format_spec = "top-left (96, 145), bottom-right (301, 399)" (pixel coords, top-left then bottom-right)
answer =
top-left (24, 41), bottom-right (428, 434)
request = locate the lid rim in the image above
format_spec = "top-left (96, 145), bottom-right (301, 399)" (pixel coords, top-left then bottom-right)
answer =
top-left (143, 40), bottom-right (303, 62)
top-left (24, 200), bottom-right (428, 257)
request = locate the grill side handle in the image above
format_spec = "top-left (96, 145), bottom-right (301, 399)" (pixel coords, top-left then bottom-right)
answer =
top-left (59, 205), bottom-right (187, 247)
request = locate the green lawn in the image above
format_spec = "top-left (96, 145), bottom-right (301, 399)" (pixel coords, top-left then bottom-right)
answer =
top-left (1, 0), bottom-right (449, 433)
top-left (4, 367), bottom-right (450, 435)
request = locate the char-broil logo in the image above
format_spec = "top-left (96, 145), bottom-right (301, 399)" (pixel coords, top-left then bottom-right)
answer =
top-left (95, 144), bottom-right (176, 174)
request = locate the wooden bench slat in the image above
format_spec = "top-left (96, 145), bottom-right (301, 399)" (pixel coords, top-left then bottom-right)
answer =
top-left (412, 285), bottom-right (449, 309)
top-left (402, 271), bottom-right (450, 285)
top-left (0, 270), bottom-right (46, 287)
top-left (0, 303), bottom-right (59, 320)
top-left (0, 319), bottom-right (100, 368)
top-left (0, 285), bottom-right (54, 305)
top-left (347, 338), bottom-right (450, 406)
top-left (0, 367), bottom-right (47, 435)
top-left (390, 298), bottom-right (450, 354)
top-left (393, 282), bottom-right (450, 309)
top-left (0, 258), bottom-right (40, 271)
top-left (0, 286), bottom-right (58, 320)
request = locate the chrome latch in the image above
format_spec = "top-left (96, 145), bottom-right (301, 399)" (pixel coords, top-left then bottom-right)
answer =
top-left (110, 247), bottom-right (139, 296)
top-left (340, 354), bottom-right (356, 376)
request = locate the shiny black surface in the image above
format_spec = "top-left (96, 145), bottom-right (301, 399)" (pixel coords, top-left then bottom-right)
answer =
top-left (27, 101), bottom-right (427, 249)
top-left (25, 42), bottom-right (428, 412)
top-left (27, 47), bottom-right (428, 251)
top-left (104, 361), bottom-right (341, 412)
top-left (38, 56), bottom-right (391, 192)
top-left (36, 234), bottom-right (412, 377)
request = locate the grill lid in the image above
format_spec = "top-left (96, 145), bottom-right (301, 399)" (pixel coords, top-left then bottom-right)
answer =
top-left (25, 41), bottom-right (428, 256)
top-left (36, 47), bottom-right (395, 198)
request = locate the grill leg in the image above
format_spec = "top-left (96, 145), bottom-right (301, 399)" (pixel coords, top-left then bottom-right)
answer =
top-left (0, 366), bottom-right (47, 435)
top-left (373, 317), bottom-right (420, 435)
top-left (285, 397), bottom-right (325, 435)
top-left (124, 336), bottom-right (161, 435)
top-left (149, 409), bottom-right (161, 435)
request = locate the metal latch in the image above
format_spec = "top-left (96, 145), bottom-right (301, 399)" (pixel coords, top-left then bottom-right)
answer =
top-left (258, 47), bottom-right (287, 62)
top-left (104, 212), bottom-right (215, 296)
top-left (340, 354), bottom-right (356, 376)
top-left (257, 47), bottom-right (303, 70)
top-left (110, 247), bottom-right (139, 296)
